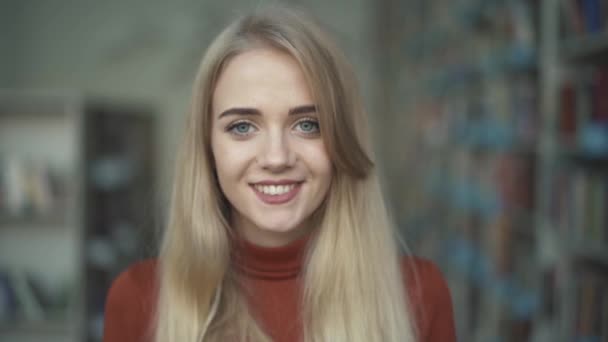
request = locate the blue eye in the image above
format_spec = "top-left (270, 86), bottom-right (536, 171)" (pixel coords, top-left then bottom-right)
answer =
top-left (294, 119), bottom-right (320, 134)
top-left (227, 121), bottom-right (256, 136)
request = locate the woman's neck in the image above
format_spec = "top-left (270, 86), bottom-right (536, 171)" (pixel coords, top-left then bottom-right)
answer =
top-left (232, 215), bottom-right (315, 248)
top-left (232, 228), bottom-right (312, 280)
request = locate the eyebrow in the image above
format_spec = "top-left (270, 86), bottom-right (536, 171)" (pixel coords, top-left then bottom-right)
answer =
top-left (218, 104), bottom-right (317, 119)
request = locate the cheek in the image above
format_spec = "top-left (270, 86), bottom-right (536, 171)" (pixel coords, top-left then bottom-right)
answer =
top-left (318, 160), bottom-right (333, 194)
top-left (211, 137), bottom-right (236, 187)
top-left (309, 149), bottom-right (332, 214)
top-left (305, 143), bottom-right (333, 186)
top-left (214, 150), bottom-right (247, 184)
top-left (213, 153), bottom-right (248, 210)
top-left (211, 136), bottom-right (247, 191)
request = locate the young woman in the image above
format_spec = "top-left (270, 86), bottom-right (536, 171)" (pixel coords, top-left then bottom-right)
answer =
top-left (103, 6), bottom-right (456, 342)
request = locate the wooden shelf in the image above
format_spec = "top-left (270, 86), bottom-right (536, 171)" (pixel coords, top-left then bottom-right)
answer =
top-left (0, 91), bottom-right (80, 118)
top-left (560, 148), bottom-right (608, 169)
top-left (0, 319), bottom-right (71, 335)
top-left (0, 214), bottom-right (68, 228)
top-left (561, 33), bottom-right (608, 65)
top-left (460, 143), bottom-right (538, 157)
top-left (569, 240), bottom-right (608, 266)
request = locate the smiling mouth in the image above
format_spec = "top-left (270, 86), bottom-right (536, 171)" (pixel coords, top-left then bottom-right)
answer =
top-left (250, 182), bottom-right (302, 205)
top-left (253, 184), bottom-right (297, 195)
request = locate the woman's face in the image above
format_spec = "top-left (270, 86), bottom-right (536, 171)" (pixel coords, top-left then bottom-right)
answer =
top-left (211, 47), bottom-right (333, 247)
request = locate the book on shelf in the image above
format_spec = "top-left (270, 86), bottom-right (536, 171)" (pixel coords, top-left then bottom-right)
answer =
top-left (573, 265), bottom-right (608, 340)
top-left (559, 66), bottom-right (608, 156)
top-left (0, 268), bottom-right (71, 327)
top-left (490, 154), bottom-right (536, 213)
top-left (0, 157), bottom-right (67, 222)
top-left (561, 0), bottom-right (608, 37)
top-left (593, 67), bottom-right (608, 122)
top-left (9, 269), bottom-right (45, 322)
top-left (549, 166), bottom-right (608, 246)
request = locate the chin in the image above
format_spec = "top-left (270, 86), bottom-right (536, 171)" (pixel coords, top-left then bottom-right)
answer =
top-left (257, 222), bottom-right (299, 234)
top-left (254, 216), bottom-right (302, 233)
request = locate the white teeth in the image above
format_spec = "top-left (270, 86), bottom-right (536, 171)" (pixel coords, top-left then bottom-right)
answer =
top-left (254, 184), bottom-right (296, 195)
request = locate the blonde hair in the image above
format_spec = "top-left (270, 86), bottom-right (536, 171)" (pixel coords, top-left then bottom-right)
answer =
top-left (155, 5), bottom-right (418, 342)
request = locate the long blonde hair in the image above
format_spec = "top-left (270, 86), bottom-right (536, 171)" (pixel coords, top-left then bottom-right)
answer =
top-left (155, 5), bottom-right (418, 342)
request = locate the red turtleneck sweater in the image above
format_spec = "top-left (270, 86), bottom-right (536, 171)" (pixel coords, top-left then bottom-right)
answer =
top-left (103, 236), bottom-right (456, 342)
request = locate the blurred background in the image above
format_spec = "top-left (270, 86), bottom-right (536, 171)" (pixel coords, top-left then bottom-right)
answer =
top-left (0, 0), bottom-right (607, 341)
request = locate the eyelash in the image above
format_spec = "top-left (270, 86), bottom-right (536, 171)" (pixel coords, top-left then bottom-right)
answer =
top-left (224, 117), bottom-right (321, 137)
top-left (293, 117), bottom-right (321, 135)
top-left (226, 120), bottom-right (256, 136)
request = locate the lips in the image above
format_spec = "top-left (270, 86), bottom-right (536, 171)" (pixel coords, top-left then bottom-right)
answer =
top-left (250, 180), bottom-right (303, 205)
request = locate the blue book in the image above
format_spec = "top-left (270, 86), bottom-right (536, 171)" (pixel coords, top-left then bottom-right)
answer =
top-left (580, 0), bottom-right (603, 33)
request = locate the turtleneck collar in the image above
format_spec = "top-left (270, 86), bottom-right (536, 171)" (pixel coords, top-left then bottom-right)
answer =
top-left (232, 232), bottom-right (312, 280)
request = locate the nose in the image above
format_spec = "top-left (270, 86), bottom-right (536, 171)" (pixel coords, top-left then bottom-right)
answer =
top-left (257, 129), bottom-right (295, 172)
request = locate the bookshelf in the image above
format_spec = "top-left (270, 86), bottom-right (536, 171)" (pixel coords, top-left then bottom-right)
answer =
top-left (540, 0), bottom-right (608, 340)
top-left (0, 91), bottom-right (155, 342)
top-left (391, 0), bottom-right (608, 341)
top-left (82, 102), bottom-right (156, 342)
top-left (0, 91), bottom-right (84, 342)
top-left (373, 0), bottom-right (608, 339)
top-left (372, 0), bottom-right (602, 341)
top-left (562, 34), bottom-right (608, 63)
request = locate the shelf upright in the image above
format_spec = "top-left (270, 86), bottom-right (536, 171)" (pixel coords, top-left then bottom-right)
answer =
top-left (0, 89), bottom-right (86, 342)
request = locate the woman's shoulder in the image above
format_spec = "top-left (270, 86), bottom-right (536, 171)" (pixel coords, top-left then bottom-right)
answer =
top-left (103, 259), bottom-right (158, 342)
top-left (400, 256), bottom-right (457, 342)
top-left (401, 256), bottom-right (447, 288)
top-left (400, 256), bottom-right (451, 308)
top-left (108, 259), bottom-right (158, 298)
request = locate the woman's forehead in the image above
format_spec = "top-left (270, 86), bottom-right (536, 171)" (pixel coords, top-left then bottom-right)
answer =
top-left (212, 48), bottom-right (314, 118)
